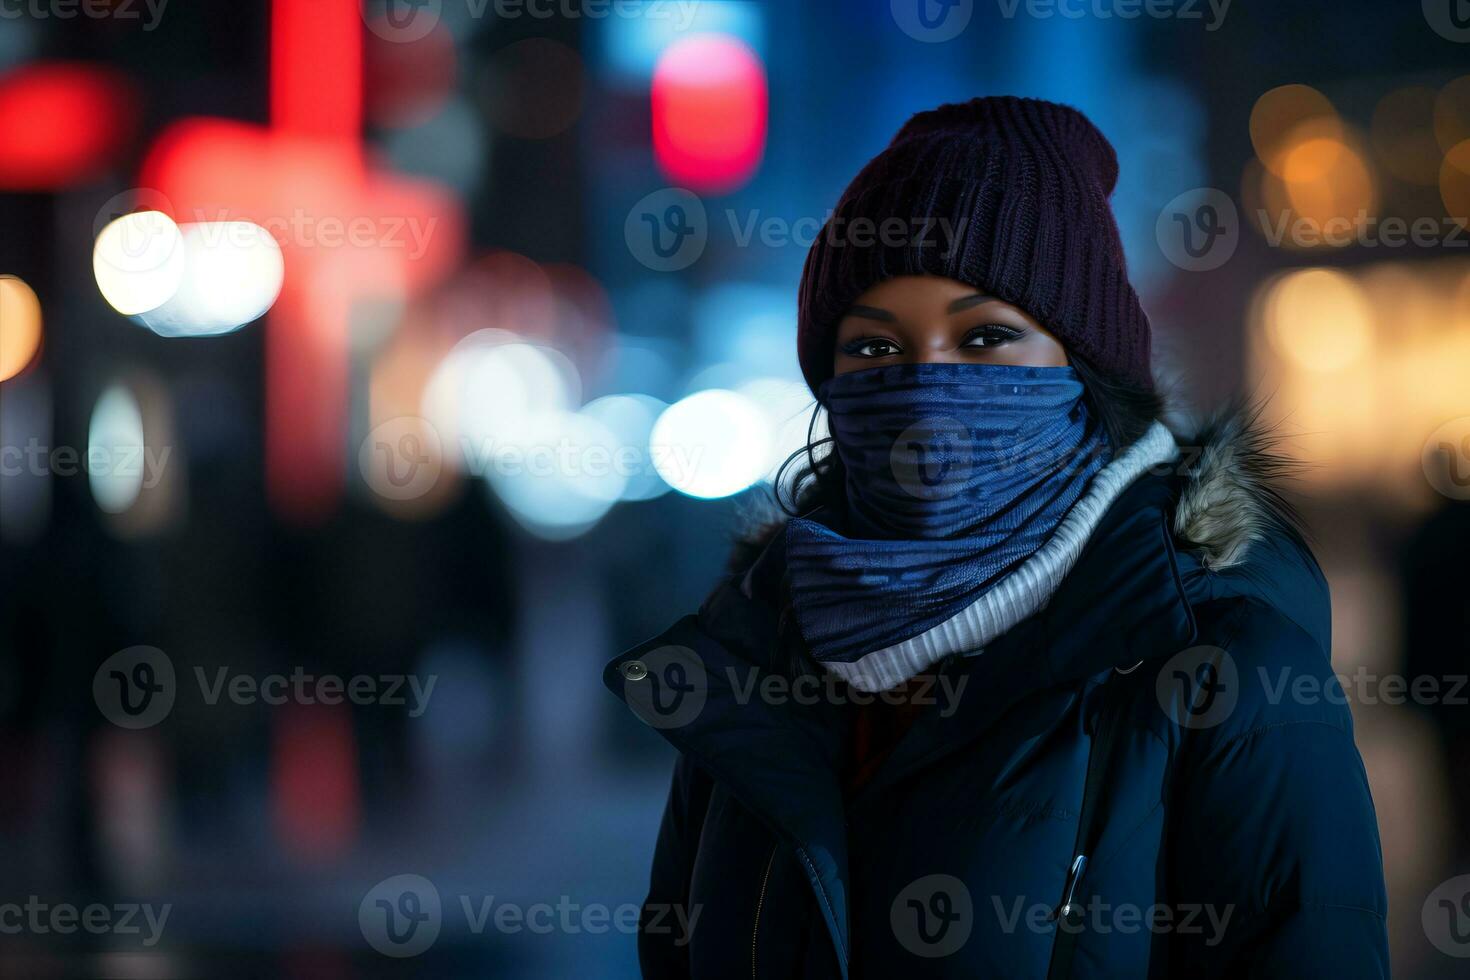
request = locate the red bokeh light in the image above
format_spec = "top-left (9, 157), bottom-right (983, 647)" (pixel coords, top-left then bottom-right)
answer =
top-left (651, 35), bottom-right (768, 194)
top-left (0, 63), bottom-right (139, 189)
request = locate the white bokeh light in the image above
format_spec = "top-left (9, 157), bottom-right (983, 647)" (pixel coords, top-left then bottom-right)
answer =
top-left (651, 389), bottom-right (770, 499)
top-left (93, 212), bottom-right (186, 317)
top-left (422, 333), bottom-right (581, 473)
top-left (580, 393), bottom-right (670, 501)
top-left (488, 410), bottom-right (625, 540)
top-left (138, 222), bottom-right (284, 337)
top-left (88, 384), bottom-right (146, 514)
top-left (94, 216), bottom-right (283, 336)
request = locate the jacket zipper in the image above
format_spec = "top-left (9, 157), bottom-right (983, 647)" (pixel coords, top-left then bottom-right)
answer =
top-left (751, 845), bottom-right (777, 978)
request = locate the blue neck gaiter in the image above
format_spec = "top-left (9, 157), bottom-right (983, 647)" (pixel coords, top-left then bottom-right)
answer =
top-left (785, 362), bottom-right (1110, 664)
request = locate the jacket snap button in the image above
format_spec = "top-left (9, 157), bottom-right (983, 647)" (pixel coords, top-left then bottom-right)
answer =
top-left (622, 660), bottom-right (648, 681)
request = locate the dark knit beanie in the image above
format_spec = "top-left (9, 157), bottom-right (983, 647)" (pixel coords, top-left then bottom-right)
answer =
top-left (796, 96), bottom-right (1152, 393)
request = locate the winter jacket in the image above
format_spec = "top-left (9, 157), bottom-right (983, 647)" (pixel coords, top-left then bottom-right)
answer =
top-left (603, 410), bottom-right (1390, 978)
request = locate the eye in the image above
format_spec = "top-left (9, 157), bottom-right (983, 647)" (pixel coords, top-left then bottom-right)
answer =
top-left (962, 324), bottom-right (1024, 348)
top-left (842, 336), bottom-right (904, 358)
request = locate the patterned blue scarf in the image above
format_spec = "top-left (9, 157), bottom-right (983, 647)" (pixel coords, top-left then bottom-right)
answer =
top-left (785, 362), bottom-right (1110, 664)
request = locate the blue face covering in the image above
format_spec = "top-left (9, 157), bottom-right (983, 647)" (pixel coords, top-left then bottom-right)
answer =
top-left (784, 362), bottom-right (1110, 665)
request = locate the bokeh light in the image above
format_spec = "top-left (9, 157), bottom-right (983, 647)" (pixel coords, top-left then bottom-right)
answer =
top-left (422, 333), bottom-right (581, 473)
top-left (88, 383), bottom-right (146, 514)
top-left (651, 388), bottom-right (770, 499)
top-left (1440, 139), bottom-right (1470, 229)
top-left (0, 274), bottom-right (43, 381)
top-left (1262, 268), bottom-right (1374, 373)
top-left (138, 222), bottom-right (285, 337)
top-left (580, 393), bottom-right (670, 502)
top-left (651, 35), bottom-right (767, 194)
top-left (1434, 74), bottom-right (1470, 152)
top-left (487, 410), bottom-right (625, 540)
top-left (1279, 134), bottom-right (1376, 228)
top-left (0, 62), bottom-right (138, 189)
top-left (93, 211), bottom-right (187, 317)
top-left (1249, 84), bottom-right (1342, 176)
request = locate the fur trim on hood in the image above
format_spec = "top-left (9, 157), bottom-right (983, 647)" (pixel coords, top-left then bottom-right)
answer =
top-left (730, 399), bottom-right (1302, 577)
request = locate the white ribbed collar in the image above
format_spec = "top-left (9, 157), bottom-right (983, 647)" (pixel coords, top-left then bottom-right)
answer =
top-left (823, 422), bottom-right (1179, 693)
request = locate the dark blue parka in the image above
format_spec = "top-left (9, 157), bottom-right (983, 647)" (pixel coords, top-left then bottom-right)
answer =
top-left (604, 414), bottom-right (1389, 978)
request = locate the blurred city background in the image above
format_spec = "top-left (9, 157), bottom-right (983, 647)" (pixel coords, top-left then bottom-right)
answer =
top-left (2, 0), bottom-right (1469, 976)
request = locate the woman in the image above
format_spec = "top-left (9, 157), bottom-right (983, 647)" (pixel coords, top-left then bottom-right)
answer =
top-left (606, 97), bottom-right (1388, 977)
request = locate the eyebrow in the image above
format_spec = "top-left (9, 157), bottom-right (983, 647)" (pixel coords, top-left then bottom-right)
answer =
top-left (947, 292), bottom-right (996, 312)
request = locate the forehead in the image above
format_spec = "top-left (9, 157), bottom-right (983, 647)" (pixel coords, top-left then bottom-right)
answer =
top-left (849, 275), bottom-right (979, 310)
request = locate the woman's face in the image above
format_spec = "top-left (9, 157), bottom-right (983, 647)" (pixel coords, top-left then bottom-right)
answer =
top-left (832, 275), bottom-right (1068, 375)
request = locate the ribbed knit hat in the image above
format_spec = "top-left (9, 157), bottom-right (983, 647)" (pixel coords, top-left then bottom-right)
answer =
top-left (796, 96), bottom-right (1152, 393)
